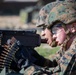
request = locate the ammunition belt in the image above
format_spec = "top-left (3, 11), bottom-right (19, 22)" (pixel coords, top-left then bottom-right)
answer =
top-left (0, 40), bottom-right (19, 72)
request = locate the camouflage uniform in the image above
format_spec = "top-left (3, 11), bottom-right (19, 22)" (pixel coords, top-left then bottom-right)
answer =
top-left (24, 38), bottom-right (76, 75)
top-left (24, 1), bottom-right (76, 75)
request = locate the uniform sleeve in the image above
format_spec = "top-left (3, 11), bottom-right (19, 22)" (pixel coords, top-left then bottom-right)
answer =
top-left (49, 48), bottom-right (64, 67)
top-left (24, 38), bottom-right (76, 75)
top-left (31, 48), bottom-right (58, 67)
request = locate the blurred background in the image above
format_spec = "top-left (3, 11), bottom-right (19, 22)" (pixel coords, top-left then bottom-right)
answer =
top-left (0, 0), bottom-right (55, 30)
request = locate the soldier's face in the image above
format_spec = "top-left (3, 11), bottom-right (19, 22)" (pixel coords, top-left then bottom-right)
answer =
top-left (41, 28), bottom-right (53, 46)
top-left (52, 26), bottom-right (66, 46)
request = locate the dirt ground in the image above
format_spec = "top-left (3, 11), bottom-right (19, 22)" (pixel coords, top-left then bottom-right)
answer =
top-left (0, 16), bottom-right (37, 30)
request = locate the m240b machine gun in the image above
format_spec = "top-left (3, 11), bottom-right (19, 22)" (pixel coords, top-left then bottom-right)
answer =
top-left (0, 29), bottom-right (47, 74)
top-left (0, 29), bottom-right (41, 47)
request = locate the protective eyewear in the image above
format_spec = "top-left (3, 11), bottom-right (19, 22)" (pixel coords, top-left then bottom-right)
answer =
top-left (51, 23), bottom-right (64, 34)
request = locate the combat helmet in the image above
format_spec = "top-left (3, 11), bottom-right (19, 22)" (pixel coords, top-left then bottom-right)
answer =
top-left (36, 0), bottom-right (76, 27)
top-left (36, 0), bottom-right (66, 27)
top-left (46, 2), bottom-right (76, 28)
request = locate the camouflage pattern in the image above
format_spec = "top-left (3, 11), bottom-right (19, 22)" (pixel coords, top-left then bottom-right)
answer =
top-left (24, 37), bottom-right (76, 75)
top-left (46, 2), bottom-right (76, 28)
top-left (36, 1), bottom-right (63, 27)
top-left (36, 0), bottom-right (76, 27)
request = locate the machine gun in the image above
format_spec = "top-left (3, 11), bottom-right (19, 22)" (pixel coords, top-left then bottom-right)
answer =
top-left (0, 29), bottom-right (41, 47)
top-left (0, 29), bottom-right (47, 74)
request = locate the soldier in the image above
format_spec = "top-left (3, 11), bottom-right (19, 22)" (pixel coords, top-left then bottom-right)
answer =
top-left (24, 1), bottom-right (76, 75)
top-left (36, 0), bottom-right (76, 46)
top-left (0, 1), bottom-right (62, 73)
top-left (9, 0), bottom-right (66, 73)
